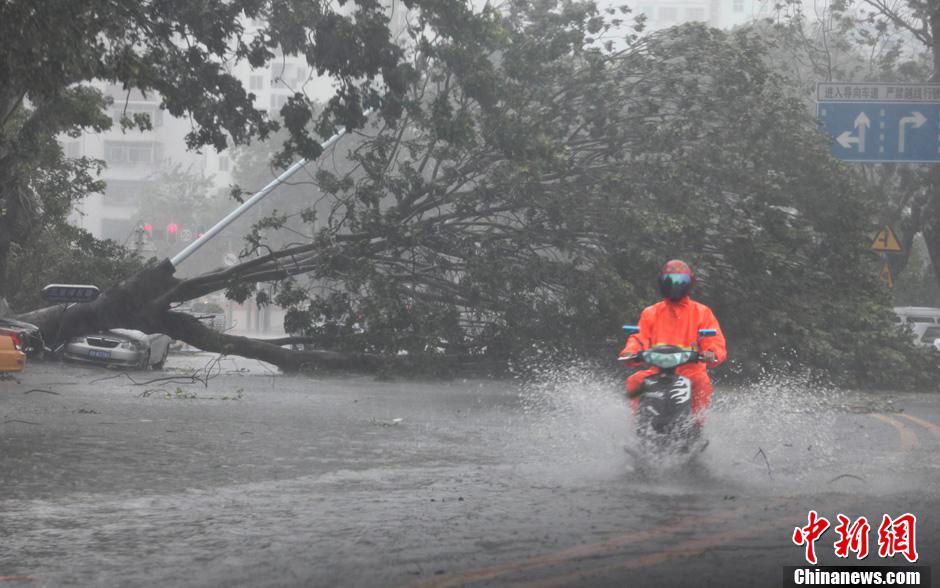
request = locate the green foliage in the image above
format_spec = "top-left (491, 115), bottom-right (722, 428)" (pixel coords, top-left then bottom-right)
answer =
top-left (893, 235), bottom-right (940, 305)
top-left (134, 163), bottom-right (234, 275)
top-left (232, 3), bottom-right (936, 388)
top-left (4, 0), bottom-right (929, 388)
top-left (0, 97), bottom-right (111, 298)
top-left (0, 0), bottom-right (482, 296)
top-left (758, 0), bottom-right (940, 344)
top-left (6, 225), bottom-right (143, 311)
top-left (0, 95), bottom-right (139, 309)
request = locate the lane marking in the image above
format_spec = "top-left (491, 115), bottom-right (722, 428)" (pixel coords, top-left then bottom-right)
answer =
top-left (896, 413), bottom-right (940, 441)
top-left (402, 501), bottom-right (777, 588)
top-left (505, 524), bottom-right (771, 588)
top-left (869, 414), bottom-right (918, 452)
top-left (505, 497), bottom-right (865, 588)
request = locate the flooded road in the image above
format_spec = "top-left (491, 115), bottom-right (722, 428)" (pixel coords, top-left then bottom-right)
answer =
top-left (1, 356), bottom-right (938, 586)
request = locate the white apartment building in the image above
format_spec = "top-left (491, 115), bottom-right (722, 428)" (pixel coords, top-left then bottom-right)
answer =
top-left (67, 3), bottom-right (768, 245)
top-left (67, 20), bottom-right (335, 244)
top-left (65, 83), bottom-right (207, 243)
top-left (632, 0), bottom-right (771, 30)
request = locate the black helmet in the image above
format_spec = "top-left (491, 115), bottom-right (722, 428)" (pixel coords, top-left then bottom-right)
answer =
top-left (658, 259), bottom-right (695, 301)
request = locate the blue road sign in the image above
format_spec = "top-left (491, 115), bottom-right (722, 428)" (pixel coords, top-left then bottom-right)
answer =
top-left (817, 102), bottom-right (940, 162)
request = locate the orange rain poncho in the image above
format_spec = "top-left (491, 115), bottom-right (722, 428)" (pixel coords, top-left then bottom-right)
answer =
top-left (619, 296), bottom-right (727, 420)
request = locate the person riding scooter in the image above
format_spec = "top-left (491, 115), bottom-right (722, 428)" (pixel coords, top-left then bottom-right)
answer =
top-left (618, 260), bottom-right (727, 429)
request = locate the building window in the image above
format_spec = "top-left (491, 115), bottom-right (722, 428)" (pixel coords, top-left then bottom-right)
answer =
top-left (250, 75), bottom-right (264, 90)
top-left (687, 6), bottom-right (706, 21)
top-left (270, 93), bottom-right (290, 112)
top-left (101, 217), bottom-right (137, 241)
top-left (659, 6), bottom-right (677, 22)
top-left (64, 141), bottom-right (81, 158)
top-left (270, 63), bottom-right (308, 89)
top-left (733, 0), bottom-right (745, 12)
top-left (219, 155), bottom-right (231, 172)
top-left (111, 103), bottom-right (163, 128)
top-left (104, 179), bottom-right (151, 206)
top-left (104, 141), bottom-right (157, 166)
top-left (105, 84), bottom-right (153, 103)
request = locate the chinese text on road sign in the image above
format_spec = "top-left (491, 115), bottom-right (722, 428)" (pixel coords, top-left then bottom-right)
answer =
top-left (817, 83), bottom-right (940, 163)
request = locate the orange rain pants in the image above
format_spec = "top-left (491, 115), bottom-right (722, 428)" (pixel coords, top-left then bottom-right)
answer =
top-left (620, 296), bottom-right (727, 423)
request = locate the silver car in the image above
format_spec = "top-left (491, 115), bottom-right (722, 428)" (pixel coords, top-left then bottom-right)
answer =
top-left (63, 329), bottom-right (171, 369)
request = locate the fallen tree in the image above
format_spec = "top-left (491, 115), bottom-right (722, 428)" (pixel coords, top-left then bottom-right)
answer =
top-left (15, 258), bottom-right (388, 373)
top-left (9, 5), bottom-right (933, 387)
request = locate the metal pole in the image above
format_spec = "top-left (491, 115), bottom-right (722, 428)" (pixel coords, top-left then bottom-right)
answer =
top-left (170, 126), bottom-right (351, 267)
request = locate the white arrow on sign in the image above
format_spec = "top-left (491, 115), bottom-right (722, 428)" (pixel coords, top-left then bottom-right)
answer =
top-left (898, 111), bottom-right (927, 153)
top-left (836, 112), bottom-right (871, 152)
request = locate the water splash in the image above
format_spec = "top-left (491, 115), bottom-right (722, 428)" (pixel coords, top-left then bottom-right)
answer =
top-left (507, 360), bottom-right (931, 497)
top-left (703, 370), bottom-right (845, 493)
top-left (512, 362), bottom-right (631, 483)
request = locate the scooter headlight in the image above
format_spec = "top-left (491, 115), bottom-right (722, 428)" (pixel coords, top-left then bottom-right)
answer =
top-left (645, 350), bottom-right (694, 369)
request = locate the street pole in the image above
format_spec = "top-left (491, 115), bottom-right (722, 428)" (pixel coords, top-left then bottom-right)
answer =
top-left (170, 124), bottom-right (354, 268)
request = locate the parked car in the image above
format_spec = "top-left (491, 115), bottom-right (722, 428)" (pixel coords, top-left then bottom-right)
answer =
top-left (893, 306), bottom-right (940, 326)
top-left (0, 334), bottom-right (26, 373)
top-left (169, 302), bottom-right (226, 350)
top-left (62, 329), bottom-right (172, 369)
top-left (0, 317), bottom-right (44, 357)
top-left (180, 301), bottom-right (227, 332)
top-left (916, 325), bottom-right (940, 351)
top-left (893, 307), bottom-right (940, 349)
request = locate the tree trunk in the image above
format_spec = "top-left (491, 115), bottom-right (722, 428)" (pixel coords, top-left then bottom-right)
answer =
top-left (13, 258), bottom-right (385, 374)
top-left (923, 168), bottom-right (940, 290)
top-left (159, 311), bottom-right (384, 372)
top-left (924, 1), bottom-right (940, 288)
top-left (0, 223), bottom-right (10, 300)
top-left (888, 193), bottom-right (925, 278)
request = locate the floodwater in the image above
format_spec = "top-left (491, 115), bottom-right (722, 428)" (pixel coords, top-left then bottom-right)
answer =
top-left (1, 355), bottom-right (938, 586)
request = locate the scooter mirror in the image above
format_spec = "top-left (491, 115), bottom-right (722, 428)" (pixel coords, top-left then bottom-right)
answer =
top-left (623, 325), bottom-right (640, 334)
top-left (698, 329), bottom-right (717, 337)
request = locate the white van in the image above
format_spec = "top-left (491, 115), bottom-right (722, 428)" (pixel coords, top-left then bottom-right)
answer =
top-left (894, 306), bottom-right (940, 349)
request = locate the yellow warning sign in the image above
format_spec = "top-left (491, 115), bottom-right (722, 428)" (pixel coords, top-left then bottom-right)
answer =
top-left (871, 226), bottom-right (903, 252)
top-left (879, 261), bottom-right (894, 288)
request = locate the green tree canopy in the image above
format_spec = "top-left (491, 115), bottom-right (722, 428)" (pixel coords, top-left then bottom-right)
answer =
top-left (205, 2), bottom-right (933, 386)
top-left (6, 0), bottom-right (934, 387)
top-left (0, 0), bottom-right (482, 298)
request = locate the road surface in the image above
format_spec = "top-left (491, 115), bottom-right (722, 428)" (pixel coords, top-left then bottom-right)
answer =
top-left (1, 355), bottom-right (937, 586)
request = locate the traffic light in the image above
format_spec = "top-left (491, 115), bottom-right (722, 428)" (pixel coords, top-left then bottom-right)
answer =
top-left (166, 223), bottom-right (178, 243)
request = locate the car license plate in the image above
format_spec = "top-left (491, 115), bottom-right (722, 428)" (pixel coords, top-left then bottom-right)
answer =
top-left (88, 349), bottom-right (111, 360)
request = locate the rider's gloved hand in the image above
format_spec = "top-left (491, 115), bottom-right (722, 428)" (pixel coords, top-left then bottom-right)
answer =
top-left (702, 350), bottom-right (717, 364)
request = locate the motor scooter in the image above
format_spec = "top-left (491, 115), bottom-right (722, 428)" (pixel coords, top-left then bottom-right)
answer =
top-left (619, 326), bottom-right (717, 460)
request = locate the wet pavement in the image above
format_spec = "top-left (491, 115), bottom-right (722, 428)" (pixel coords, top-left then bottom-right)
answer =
top-left (1, 355), bottom-right (938, 587)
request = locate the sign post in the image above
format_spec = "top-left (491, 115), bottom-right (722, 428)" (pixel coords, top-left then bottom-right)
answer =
top-left (168, 111), bottom-right (371, 269)
top-left (869, 225), bottom-right (904, 289)
top-left (816, 83), bottom-right (940, 163)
